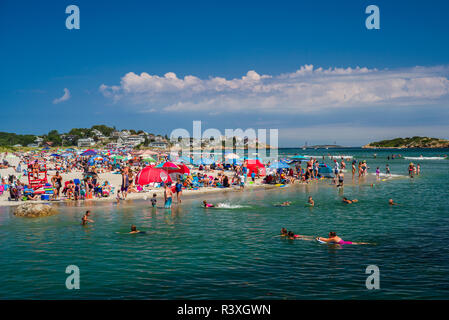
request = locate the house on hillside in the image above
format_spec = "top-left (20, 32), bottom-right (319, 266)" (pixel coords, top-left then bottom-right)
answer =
top-left (149, 141), bottom-right (169, 149)
top-left (77, 138), bottom-right (95, 147)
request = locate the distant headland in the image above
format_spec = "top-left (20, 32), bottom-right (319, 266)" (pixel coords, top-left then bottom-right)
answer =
top-left (363, 136), bottom-right (449, 149)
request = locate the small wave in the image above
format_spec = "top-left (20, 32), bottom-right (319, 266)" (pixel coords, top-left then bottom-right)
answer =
top-left (215, 203), bottom-right (249, 209)
top-left (404, 157), bottom-right (446, 160)
top-left (303, 155), bottom-right (353, 159)
top-left (371, 173), bottom-right (405, 178)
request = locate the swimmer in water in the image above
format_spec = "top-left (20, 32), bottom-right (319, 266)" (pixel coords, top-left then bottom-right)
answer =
top-left (129, 225), bottom-right (142, 234)
top-left (317, 232), bottom-right (369, 245)
top-left (389, 199), bottom-right (399, 205)
top-left (342, 197), bottom-right (358, 204)
top-left (81, 210), bottom-right (94, 225)
top-left (286, 231), bottom-right (315, 240)
top-left (307, 196), bottom-right (314, 206)
top-left (276, 201), bottom-right (291, 207)
top-left (280, 228), bottom-right (288, 236)
top-left (203, 200), bottom-right (215, 208)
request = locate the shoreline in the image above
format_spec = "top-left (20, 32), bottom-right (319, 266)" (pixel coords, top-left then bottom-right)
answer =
top-left (0, 172), bottom-right (393, 209)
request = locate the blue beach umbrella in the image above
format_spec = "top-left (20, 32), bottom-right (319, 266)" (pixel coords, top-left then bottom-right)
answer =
top-left (81, 150), bottom-right (97, 156)
top-left (193, 158), bottom-right (214, 165)
top-left (178, 156), bottom-right (193, 164)
top-left (269, 161), bottom-right (290, 169)
top-left (290, 155), bottom-right (310, 160)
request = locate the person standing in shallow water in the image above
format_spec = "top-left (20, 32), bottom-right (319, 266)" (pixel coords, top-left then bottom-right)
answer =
top-left (121, 167), bottom-right (130, 199)
top-left (164, 185), bottom-right (173, 208)
top-left (175, 179), bottom-right (183, 203)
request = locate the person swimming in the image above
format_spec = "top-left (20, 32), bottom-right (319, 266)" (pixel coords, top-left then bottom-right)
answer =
top-left (203, 200), bottom-right (215, 208)
top-left (81, 210), bottom-right (94, 226)
top-left (275, 201), bottom-right (291, 207)
top-left (284, 230), bottom-right (315, 240)
top-left (129, 225), bottom-right (144, 234)
top-left (280, 228), bottom-right (288, 236)
top-left (389, 199), bottom-right (399, 205)
top-left (307, 196), bottom-right (314, 206)
top-left (317, 232), bottom-right (369, 245)
top-left (342, 197), bottom-right (358, 204)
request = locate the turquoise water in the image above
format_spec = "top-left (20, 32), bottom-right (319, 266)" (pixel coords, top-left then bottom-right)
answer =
top-left (1, 148), bottom-right (449, 299)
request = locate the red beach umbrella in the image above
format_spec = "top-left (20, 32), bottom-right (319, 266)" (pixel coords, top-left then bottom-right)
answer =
top-left (155, 161), bottom-right (180, 170)
top-left (135, 166), bottom-right (173, 185)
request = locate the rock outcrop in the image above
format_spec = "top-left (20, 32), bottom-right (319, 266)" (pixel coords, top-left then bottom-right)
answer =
top-left (13, 203), bottom-right (58, 218)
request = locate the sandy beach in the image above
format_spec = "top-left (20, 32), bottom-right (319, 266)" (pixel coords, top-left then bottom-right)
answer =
top-left (0, 153), bottom-right (383, 208)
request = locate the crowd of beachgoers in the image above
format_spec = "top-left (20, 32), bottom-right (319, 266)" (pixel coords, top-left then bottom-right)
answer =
top-left (0, 147), bottom-right (386, 207)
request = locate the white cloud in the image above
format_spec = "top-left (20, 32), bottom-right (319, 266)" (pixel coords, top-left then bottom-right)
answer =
top-left (100, 65), bottom-right (449, 113)
top-left (53, 88), bottom-right (71, 104)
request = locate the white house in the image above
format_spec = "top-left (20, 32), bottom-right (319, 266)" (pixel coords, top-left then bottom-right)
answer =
top-left (149, 142), bottom-right (168, 149)
top-left (77, 138), bottom-right (95, 147)
top-left (118, 135), bottom-right (145, 147)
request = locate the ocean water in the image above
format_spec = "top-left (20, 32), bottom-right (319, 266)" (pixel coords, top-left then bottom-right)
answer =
top-left (0, 148), bottom-right (448, 299)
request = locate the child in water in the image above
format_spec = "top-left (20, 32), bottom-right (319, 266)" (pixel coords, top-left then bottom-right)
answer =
top-left (203, 200), bottom-right (215, 208)
top-left (151, 193), bottom-right (157, 207)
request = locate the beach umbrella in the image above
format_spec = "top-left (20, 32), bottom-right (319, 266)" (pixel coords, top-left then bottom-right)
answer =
top-left (193, 158), bottom-right (214, 165)
top-left (290, 155), bottom-right (310, 160)
top-left (141, 150), bottom-right (159, 156)
top-left (177, 156), bottom-right (193, 164)
top-left (269, 161), bottom-right (290, 169)
top-left (155, 161), bottom-right (180, 170)
top-left (135, 166), bottom-right (172, 185)
top-left (142, 156), bottom-right (156, 163)
top-left (173, 163), bottom-right (190, 175)
top-left (225, 153), bottom-right (240, 160)
top-left (81, 149), bottom-right (97, 156)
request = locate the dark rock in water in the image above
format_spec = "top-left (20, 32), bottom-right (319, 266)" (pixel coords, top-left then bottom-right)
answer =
top-left (13, 203), bottom-right (58, 218)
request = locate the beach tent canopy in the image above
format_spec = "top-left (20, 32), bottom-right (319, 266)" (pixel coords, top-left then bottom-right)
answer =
top-left (245, 159), bottom-right (266, 176)
top-left (50, 153), bottom-right (61, 157)
top-left (135, 166), bottom-right (172, 185)
top-left (318, 164), bottom-right (333, 178)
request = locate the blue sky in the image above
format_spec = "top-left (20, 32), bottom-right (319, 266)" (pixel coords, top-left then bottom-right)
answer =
top-left (1, 0), bottom-right (448, 146)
